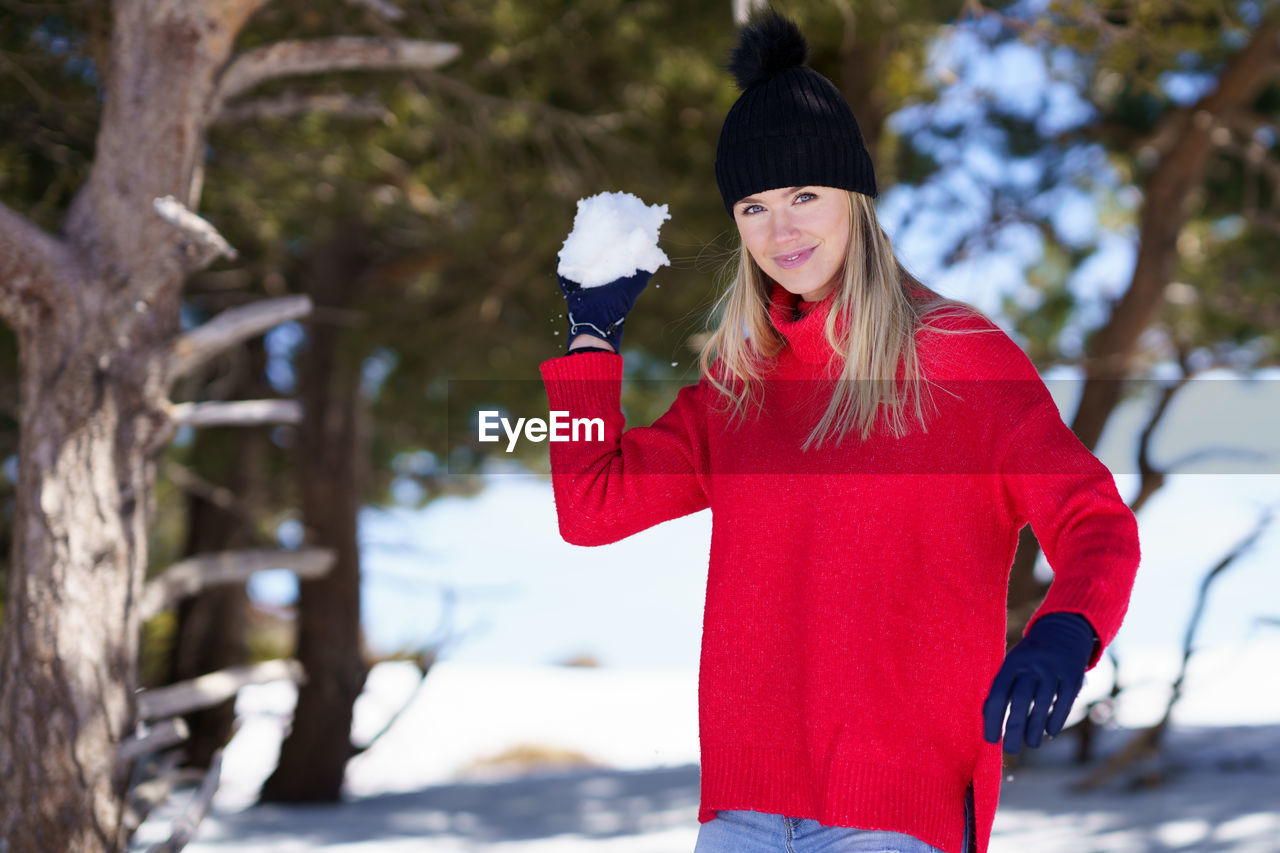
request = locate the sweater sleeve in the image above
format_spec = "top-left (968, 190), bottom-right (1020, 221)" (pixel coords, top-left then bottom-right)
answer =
top-left (538, 351), bottom-right (712, 547)
top-left (998, 383), bottom-right (1141, 670)
top-left (922, 308), bottom-right (1140, 670)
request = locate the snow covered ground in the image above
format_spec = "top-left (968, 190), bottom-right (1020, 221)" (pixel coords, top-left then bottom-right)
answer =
top-left (131, 640), bottom-right (1280, 852)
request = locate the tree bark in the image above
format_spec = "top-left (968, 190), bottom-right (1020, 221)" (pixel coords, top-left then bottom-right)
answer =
top-left (0, 0), bottom-right (458, 844)
top-left (0, 2), bottom-right (267, 847)
top-left (0, 295), bottom-right (163, 851)
top-left (258, 225), bottom-right (371, 802)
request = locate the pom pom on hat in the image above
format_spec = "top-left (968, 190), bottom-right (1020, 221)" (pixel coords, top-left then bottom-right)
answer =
top-left (714, 9), bottom-right (878, 214)
top-left (727, 9), bottom-right (809, 91)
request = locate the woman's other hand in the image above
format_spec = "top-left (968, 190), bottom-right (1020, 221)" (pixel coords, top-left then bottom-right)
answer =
top-left (981, 612), bottom-right (1097, 754)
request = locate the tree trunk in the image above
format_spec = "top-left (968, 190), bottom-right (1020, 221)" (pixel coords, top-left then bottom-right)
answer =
top-left (0, 0), bottom-right (456, 843)
top-left (0, 291), bottom-right (169, 850)
top-left (0, 2), bottom-right (267, 846)
top-left (259, 226), bottom-right (370, 802)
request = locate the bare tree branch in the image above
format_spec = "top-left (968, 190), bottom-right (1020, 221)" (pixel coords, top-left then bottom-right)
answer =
top-left (140, 548), bottom-right (335, 621)
top-left (350, 648), bottom-right (437, 758)
top-left (152, 196), bottom-right (238, 272)
top-left (212, 37), bottom-right (461, 114)
top-left (1165, 507), bottom-right (1274, 715)
top-left (123, 751), bottom-right (183, 837)
top-left (1163, 446), bottom-right (1275, 471)
top-left (1128, 348), bottom-right (1274, 508)
top-left (215, 91), bottom-right (394, 125)
top-left (169, 399), bottom-right (302, 428)
top-left (350, 588), bottom-right (465, 758)
top-left (170, 294), bottom-right (312, 383)
top-left (1061, 646), bottom-right (1123, 765)
top-left (1130, 368), bottom-right (1190, 514)
top-left (1071, 506), bottom-right (1276, 791)
top-left (137, 660), bottom-right (305, 721)
top-left (159, 459), bottom-right (265, 538)
top-left (118, 719), bottom-right (190, 765)
top-left (1068, 724), bottom-right (1164, 792)
top-left (145, 748), bottom-right (223, 853)
top-left (0, 199), bottom-right (75, 327)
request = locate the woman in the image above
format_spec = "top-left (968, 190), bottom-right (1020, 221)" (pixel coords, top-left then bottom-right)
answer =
top-left (541, 11), bottom-right (1139, 853)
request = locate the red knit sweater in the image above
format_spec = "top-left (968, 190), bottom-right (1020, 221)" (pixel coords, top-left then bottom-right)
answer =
top-left (538, 282), bottom-right (1140, 853)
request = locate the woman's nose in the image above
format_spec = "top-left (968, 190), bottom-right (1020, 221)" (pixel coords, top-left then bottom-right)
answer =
top-left (771, 212), bottom-right (801, 242)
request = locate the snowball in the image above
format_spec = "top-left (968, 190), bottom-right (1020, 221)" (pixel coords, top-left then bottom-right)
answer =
top-left (557, 191), bottom-right (671, 288)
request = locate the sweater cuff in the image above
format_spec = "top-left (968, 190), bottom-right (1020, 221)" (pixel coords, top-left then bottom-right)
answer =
top-left (1025, 603), bottom-right (1111, 670)
top-left (539, 350), bottom-right (624, 413)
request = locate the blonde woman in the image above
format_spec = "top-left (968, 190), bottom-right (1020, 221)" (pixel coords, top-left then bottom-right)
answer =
top-left (543, 11), bottom-right (1139, 853)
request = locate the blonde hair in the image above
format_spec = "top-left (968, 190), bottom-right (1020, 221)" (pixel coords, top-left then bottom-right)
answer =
top-left (697, 191), bottom-right (982, 449)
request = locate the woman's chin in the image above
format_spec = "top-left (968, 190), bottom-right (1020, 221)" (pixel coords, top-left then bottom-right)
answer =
top-left (777, 280), bottom-right (835, 301)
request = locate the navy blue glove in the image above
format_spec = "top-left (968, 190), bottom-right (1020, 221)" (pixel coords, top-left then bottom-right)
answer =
top-left (556, 269), bottom-right (651, 353)
top-left (982, 612), bottom-right (1097, 754)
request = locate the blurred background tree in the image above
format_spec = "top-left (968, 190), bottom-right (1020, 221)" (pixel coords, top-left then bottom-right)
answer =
top-left (882, 1), bottom-right (1279, 647)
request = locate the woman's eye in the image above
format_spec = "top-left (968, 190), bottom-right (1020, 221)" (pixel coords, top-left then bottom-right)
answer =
top-left (795, 192), bottom-right (816, 204)
top-left (741, 204), bottom-right (763, 215)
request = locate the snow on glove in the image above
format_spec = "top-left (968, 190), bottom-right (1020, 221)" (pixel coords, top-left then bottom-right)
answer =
top-left (982, 612), bottom-right (1097, 754)
top-left (555, 191), bottom-right (670, 353)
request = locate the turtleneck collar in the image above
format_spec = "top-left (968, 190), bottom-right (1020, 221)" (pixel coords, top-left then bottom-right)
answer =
top-left (766, 280), bottom-right (846, 365)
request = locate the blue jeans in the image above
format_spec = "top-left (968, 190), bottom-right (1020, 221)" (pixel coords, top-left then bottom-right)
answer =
top-left (694, 787), bottom-right (973, 853)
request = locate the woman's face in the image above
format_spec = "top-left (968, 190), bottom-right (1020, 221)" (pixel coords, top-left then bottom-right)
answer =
top-left (733, 186), bottom-right (851, 302)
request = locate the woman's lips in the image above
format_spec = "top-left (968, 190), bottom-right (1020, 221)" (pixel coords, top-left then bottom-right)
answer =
top-left (773, 245), bottom-right (816, 270)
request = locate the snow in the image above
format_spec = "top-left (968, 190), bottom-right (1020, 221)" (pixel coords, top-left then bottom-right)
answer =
top-left (130, 641), bottom-right (1280, 852)
top-left (556, 192), bottom-right (670, 287)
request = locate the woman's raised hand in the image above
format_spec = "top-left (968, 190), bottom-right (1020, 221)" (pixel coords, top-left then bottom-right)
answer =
top-left (556, 269), bottom-right (651, 353)
top-left (554, 191), bottom-right (669, 354)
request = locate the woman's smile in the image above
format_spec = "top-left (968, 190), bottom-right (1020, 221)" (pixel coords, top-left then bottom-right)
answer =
top-left (773, 245), bottom-right (816, 269)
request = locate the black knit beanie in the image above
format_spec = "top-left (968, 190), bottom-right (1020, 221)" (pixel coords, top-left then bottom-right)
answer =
top-left (715, 9), bottom-right (878, 215)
